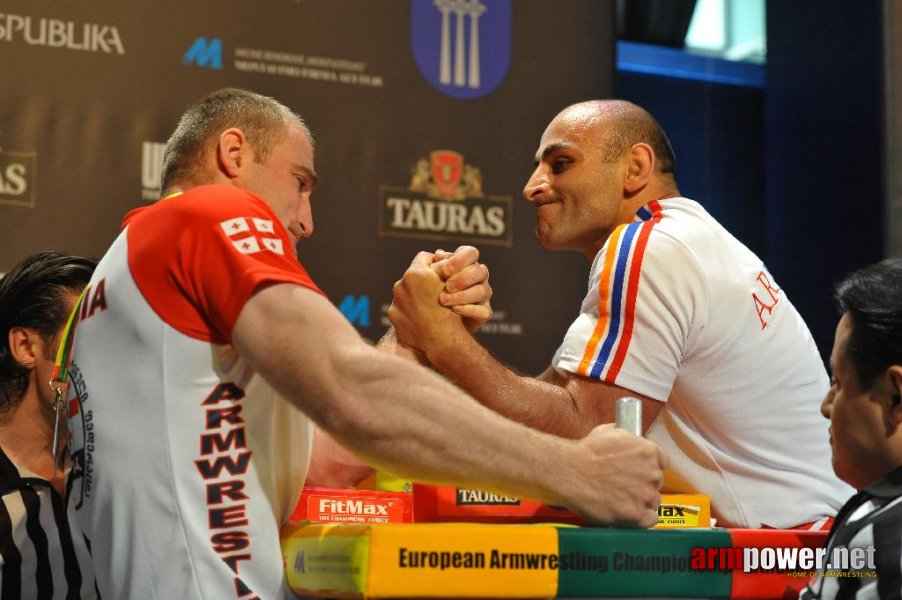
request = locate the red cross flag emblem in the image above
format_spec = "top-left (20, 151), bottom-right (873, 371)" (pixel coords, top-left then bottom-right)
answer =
top-left (220, 217), bottom-right (284, 255)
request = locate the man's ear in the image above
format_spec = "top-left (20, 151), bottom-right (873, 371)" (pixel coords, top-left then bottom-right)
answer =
top-left (624, 142), bottom-right (654, 194)
top-left (887, 365), bottom-right (902, 426)
top-left (216, 128), bottom-right (249, 178)
top-left (8, 327), bottom-right (38, 369)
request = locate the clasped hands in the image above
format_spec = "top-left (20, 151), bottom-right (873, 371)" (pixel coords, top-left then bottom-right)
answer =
top-left (388, 245), bottom-right (491, 356)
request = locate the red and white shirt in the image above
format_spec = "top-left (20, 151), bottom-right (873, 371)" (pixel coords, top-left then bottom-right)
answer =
top-left (553, 197), bottom-right (854, 528)
top-left (67, 185), bottom-right (321, 599)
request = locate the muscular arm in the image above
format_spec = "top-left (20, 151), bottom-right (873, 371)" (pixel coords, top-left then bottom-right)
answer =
top-left (232, 282), bottom-right (666, 527)
top-left (304, 426), bottom-right (374, 489)
top-left (411, 318), bottom-right (662, 439)
top-left (313, 245), bottom-right (493, 484)
top-left (388, 254), bottom-right (664, 439)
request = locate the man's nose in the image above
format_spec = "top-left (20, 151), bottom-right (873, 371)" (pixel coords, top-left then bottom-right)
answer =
top-left (523, 167), bottom-right (549, 202)
top-left (298, 196), bottom-right (314, 238)
top-left (820, 388), bottom-right (834, 420)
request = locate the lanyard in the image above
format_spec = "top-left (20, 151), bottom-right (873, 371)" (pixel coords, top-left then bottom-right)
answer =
top-left (49, 287), bottom-right (89, 468)
top-left (51, 287), bottom-right (88, 384)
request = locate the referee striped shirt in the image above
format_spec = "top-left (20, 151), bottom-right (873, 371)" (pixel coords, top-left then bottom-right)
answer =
top-left (801, 465), bottom-right (902, 599)
top-left (0, 447), bottom-right (97, 599)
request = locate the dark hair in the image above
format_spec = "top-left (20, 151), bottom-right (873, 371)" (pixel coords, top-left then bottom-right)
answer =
top-left (160, 87), bottom-right (312, 194)
top-left (0, 251), bottom-right (96, 411)
top-left (835, 258), bottom-right (902, 387)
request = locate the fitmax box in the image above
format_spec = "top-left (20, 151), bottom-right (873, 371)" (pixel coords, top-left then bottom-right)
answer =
top-left (291, 487), bottom-right (413, 525)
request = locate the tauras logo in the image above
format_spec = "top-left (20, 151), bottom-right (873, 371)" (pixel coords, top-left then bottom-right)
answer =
top-left (0, 13), bottom-right (124, 54)
top-left (379, 150), bottom-right (512, 247)
top-left (318, 499), bottom-right (390, 515)
top-left (0, 150), bottom-right (36, 208)
top-left (455, 488), bottom-right (520, 505)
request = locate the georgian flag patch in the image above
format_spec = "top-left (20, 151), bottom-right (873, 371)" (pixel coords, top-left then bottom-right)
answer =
top-left (220, 217), bottom-right (284, 255)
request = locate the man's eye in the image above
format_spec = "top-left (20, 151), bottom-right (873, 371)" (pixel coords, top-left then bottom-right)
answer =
top-left (297, 177), bottom-right (308, 191)
top-left (551, 158), bottom-right (570, 174)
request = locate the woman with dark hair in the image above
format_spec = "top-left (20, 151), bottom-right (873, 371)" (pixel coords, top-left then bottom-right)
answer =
top-left (0, 251), bottom-right (97, 598)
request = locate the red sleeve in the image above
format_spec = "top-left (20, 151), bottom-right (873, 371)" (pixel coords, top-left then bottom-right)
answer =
top-left (126, 184), bottom-right (324, 343)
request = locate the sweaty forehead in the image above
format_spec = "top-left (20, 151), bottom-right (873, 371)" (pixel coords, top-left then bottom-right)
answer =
top-left (538, 108), bottom-right (609, 155)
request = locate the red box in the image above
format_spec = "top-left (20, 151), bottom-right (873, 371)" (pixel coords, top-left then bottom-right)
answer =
top-left (290, 487), bottom-right (413, 524)
top-left (412, 483), bottom-right (586, 524)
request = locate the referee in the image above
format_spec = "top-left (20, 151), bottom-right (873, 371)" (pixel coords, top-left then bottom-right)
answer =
top-left (802, 259), bottom-right (902, 599)
top-left (0, 252), bottom-right (97, 599)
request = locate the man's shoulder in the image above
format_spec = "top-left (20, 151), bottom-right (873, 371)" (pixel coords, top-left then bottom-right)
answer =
top-left (651, 197), bottom-right (713, 235)
top-left (650, 197), bottom-right (762, 265)
top-left (125, 185), bottom-right (277, 232)
top-left (178, 184), bottom-right (261, 203)
top-left (151, 185), bottom-right (266, 216)
top-left (590, 204), bottom-right (706, 281)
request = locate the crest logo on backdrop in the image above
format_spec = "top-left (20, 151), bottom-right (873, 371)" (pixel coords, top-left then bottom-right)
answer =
top-left (379, 150), bottom-right (512, 247)
top-left (411, 0), bottom-right (511, 100)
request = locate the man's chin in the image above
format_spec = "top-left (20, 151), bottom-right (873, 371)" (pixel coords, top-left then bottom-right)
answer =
top-left (535, 227), bottom-right (554, 246)
top-left (535, 231), bottom-right (567, 251)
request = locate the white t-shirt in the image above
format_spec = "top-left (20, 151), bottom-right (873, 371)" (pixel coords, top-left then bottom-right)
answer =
top-left (67, 185), bottom-right (320, 599)
top-left (553, 197), bottom-right (854, 528)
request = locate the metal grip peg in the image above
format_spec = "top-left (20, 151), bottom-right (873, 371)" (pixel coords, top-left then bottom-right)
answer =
top-left (615, 396), bottom-right (643, 436)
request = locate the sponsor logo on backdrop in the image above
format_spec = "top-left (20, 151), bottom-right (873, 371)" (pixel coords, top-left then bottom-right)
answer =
top-left (379, 150), bottom-right (512, 247)
top-left (141, 141), bottom-right (165, 200)
top-left (234, 47), bottom-right (384, 87)
top-left (177, 34), bottom-right (385, 88)
top-left (182, 36), bottom-right (223, 69)
top-left (338, 295), bottom-right (370, 327)
top-left (411, 0), bottom-right (511, 99)
top-left (0, 150), bottom-right (36, 208)
top-left (0, 13), bottom-right (124, 54)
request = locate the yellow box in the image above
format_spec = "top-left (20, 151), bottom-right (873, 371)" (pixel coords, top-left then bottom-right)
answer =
top-left (281, 522), bottom-right (560, 598)
top-left (655, 494), bottom-right (711, 528)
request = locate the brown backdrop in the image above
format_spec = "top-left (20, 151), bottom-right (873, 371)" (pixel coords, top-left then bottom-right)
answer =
top-left (0, 0), bottom-right (615, 373)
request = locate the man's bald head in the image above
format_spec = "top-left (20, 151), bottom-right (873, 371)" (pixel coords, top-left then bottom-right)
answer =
top-left (555, 100), bottom-right (677, 178)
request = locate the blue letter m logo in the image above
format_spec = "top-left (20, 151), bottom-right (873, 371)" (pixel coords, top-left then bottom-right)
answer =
top-left (182, 37), bottom-right (223, 69)
top-left (338, 295), bottom-right (370, 327)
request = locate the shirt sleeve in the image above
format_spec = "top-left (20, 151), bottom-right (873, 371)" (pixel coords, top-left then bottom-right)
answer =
top-left (553, 220), bottom-right (708, 401)
top-left (126, 186), bottom-right (324, 344)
